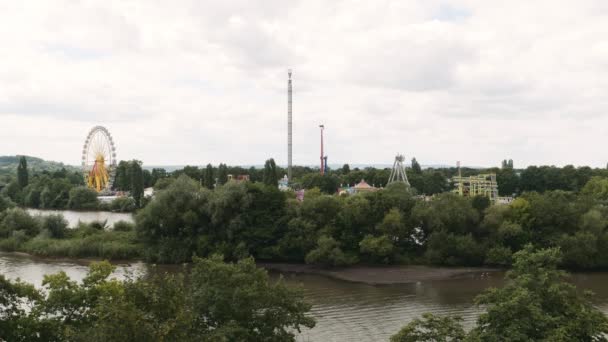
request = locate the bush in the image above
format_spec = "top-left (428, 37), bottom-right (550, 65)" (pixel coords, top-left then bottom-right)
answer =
top-left (113, 220), bottom-right (134, 232)
top-left (305, 235), bottom-right (358, 267)
top-left (0, 208), bottom-right (40, 237)
top-left (68, 187), bottom-right (99, 210)
top-left (110, 197), bottom-right (137, 212)
top-left (22, 231), bottom-right (141, 259)
top-left (40, 214), bottom-right (68, 239)
top-left (359, 234), bottom-right (395, 263)
top-left (0, 230), bottom-right (29, 251)
top-left (485, 245), bottom-right (513, 266)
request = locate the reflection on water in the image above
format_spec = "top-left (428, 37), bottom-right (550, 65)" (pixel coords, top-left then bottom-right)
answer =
top-left (27, 209), bottom-right (134, 228)
top-left (1, 252), bottom-right (607, 342)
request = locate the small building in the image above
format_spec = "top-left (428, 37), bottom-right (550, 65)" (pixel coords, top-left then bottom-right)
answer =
top-left (353, 179), bottom-right (378, 193)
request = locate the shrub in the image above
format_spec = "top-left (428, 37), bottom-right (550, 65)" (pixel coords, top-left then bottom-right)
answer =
top-left (305, 235), bottom-right (358, 267)
top-left (68, 187), bottom-right (99, 210)
top-left (113, 220), bottom-right (134, 232)
top-left (0, 208), bottom-right (39, 237)
top-left (359, 234), bottom-right (395, 263)
top-left (110, 197), bottom-right (136, 212)
top-left (40, 214), bottom-right (68, 239)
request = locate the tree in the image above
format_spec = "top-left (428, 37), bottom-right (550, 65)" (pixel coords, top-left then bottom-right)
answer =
top-left (150, 168), bottom-right (167, 187)
top-left (305, 235), bottom-right (358, 267)
top-left (0, 258), bottom-right (316, 342)
top-left (189, 255), bottom-right (315, 341)
top-left (17, 156), bottom-right (28, 189)
top-left (263, 158), bottom-right (278, 186)
top-left (217, 163), bottom-right (229, 186)
top-left (114, 161), bottom-right (131, 191)
top-left (135, 175), bottom-right (211, 263)
top-left (393, 247), bottom-right (608, 341)
top-left (471, 195), bottom-right (491, 215)
top-left (359, 234), bottom-right (394, 263)
top-left (390, 313), bottom-right (465, 342)
top-left (68, 186), bottom-right (99, 210)
top-left (469, 246), bottom-right (608, 341)
top-left (204, 163), bottom-right (215, 189)
top-left (130, 160), bottom-right (144, 207)
top-left (341, 163), bottom-right (351, 174)
top-left (411, 157), bottom-right (422, 174)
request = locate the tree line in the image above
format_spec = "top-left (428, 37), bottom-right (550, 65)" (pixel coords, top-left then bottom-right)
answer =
top-left (1, 157), bottom-right (151, 212)
top-left (131, 172), bottom-right (608, 270)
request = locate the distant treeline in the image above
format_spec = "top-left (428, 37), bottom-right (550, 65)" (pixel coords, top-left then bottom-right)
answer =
top-left (158, 157), bottom-right (608, 196)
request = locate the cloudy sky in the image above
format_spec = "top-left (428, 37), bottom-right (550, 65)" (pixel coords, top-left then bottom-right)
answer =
top-left (1, 1), bottom-right (608, 168)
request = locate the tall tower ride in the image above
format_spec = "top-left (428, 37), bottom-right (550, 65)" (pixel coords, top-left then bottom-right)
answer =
top-left (287, 69), bottom-right (293, 182)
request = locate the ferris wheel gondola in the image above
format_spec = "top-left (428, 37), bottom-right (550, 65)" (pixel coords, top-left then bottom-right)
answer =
top-left (81, 126), bottom-right (117, 192)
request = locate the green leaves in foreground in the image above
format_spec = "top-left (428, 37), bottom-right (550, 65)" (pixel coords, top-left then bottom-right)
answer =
top-left (0, 256), bottom-right (315, 342)
top-left (391, 246), bottom-right (608, 342)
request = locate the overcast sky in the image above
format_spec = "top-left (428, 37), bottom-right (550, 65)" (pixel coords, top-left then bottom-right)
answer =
top-left (1, 1), bottom-right (608, 168)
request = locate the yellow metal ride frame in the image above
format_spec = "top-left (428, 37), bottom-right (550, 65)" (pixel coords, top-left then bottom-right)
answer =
top-left (87, 153), bottom-right (110, 192)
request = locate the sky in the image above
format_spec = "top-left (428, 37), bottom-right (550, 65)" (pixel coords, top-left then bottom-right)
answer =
top-left (1, 1), bottom-right (608, 168)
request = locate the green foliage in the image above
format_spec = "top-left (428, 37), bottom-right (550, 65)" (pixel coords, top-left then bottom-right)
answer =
top-left (113, 220), bottom-right (134, 232)
top-left (23, 230), bottom-right (140, 259)
top-left (390, 313), bottom-right (465, 342)
top-left (305, 235), bottom-right (358, 267)
top-left (204, 163), bottom-right (214, 189)
top-left (0, 194), bottom-right (14, 212)
top-left (41, 214), bottom-right (68, 238)
top-left (130, 160), bottom-right (144, 207)
top-left (110, 196), bottom-right (136, 212)
top-left (471, 194), bottom-right (491, 214)
top-left (68, 186), bottom-right (100, 210)
top-left (189, 255), bottom-right (315, 340)
top-left (136, 175), bottom-right (210, 262)
top-left (393, 247), bottom-right (608, 341)
top-left (217, 163), bottom-right (228, 186)
top-left (17, 156), bottom-right (28, 189)
top-left (263, 158), bottom-right (279, 186)
top-left (0, 208), bottom-right (39, 237)
top-left (0, 257), bottom-right (315, 342)
top-left (411, 157), bottom-right (422, 174)
top-left (359, 234), bottom-right (395, 263)
top-left (470, 246), bottom-right (608, 341)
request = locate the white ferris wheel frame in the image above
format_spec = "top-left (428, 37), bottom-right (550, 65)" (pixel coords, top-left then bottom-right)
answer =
top-left (81, 126), bottom-right (117, 191)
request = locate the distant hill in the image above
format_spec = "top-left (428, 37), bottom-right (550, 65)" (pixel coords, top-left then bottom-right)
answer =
top-left (0, 156), bottom-right (80, 176)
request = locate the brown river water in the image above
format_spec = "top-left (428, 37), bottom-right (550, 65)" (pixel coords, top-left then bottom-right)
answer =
top-left (2, 252), bottom-right (608, 341)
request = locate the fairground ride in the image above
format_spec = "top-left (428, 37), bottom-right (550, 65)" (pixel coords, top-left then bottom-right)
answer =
top-left (81, 126), bottom-right (117, 192)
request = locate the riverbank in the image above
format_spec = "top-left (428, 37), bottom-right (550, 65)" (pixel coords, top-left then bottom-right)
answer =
top-left (0, 250), bottom-right (499, 285)
top-left (259, 262), bottom-right (500, 285)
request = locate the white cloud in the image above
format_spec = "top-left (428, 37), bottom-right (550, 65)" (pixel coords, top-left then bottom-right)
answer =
top-left (1, 0), bottom-right (608, 168)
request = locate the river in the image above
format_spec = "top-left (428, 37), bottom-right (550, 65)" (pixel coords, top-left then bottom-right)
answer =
top-left (2, 252), bottom-right (608, 342)
top-left (26, 209), bottom-right (134, 228)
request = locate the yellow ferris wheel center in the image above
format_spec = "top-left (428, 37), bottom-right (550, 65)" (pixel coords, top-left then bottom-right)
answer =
top-left (82, 126), bottom-right (117, 193)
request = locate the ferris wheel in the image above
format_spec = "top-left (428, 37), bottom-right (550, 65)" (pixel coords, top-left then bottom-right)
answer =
top-left (81, 126), bottom-right (117, 192)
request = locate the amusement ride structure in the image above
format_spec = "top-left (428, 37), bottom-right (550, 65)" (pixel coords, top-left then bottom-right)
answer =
top-left (81, 126), bottom-right (117, 192)
top-left (388, 154), bottom-right (410, 186)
